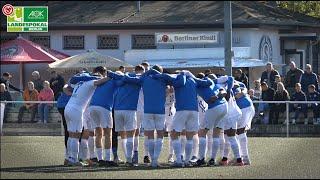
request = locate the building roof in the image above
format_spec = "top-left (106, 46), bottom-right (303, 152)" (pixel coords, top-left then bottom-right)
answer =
top-left (1, 1), bottom-right (320, 30)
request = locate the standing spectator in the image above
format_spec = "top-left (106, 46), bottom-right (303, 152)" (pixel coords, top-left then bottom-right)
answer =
top-left (49, 71), bottom-right (65, 100)
top-left (18, 81), bottom-right (39, 123)
top-left (273, 75), bottom-right (281, 91)
top-left (285, 61), bottom-right (303, 96)
top-left (307, 85), bottom-right (320, 125)
top-left (253, 80), bottom-right (262, 99)
top-left (260, 62), bottom-right (280, 90)
top-left (0, 83), bottom-right (12, 123)
top-left (0, 72), bottom-right (23, 93)
top-left (272, 82), bottom-right (290, 124)
top-left (118, 66), bottom-right (126, 73)
top-left (37, 81), bottom-right (54, 124)
top-left (258, 82), bottom-right (275, 124)
top-left (57, 84), bottom-right (72, 163)
top-left (289, 83), bottom-right (307, 125)
top-left (31, 71), bottom-right (44, 92)
top-left (234, 69), bottom-right (249, 88)
top-left (300, 64), bottom-right (319, 94)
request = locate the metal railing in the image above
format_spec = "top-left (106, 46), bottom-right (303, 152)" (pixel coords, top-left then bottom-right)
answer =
top-left (252, 100), bottom-right (320, 137)
top-left (1, 100), bottom-right (320, 137)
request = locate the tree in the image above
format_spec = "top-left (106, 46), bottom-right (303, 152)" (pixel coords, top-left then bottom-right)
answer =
top-left (277, 1), bottom-right (320, 18)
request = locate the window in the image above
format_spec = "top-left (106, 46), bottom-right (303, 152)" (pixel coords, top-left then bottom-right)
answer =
top-left (30, 36), bottom-right (50, 48)
top-left (132, 35), bottom-right (156, 49)
top-left (63, 36), bottom-right (84, 50)
top-left (1, 35), bottom-right (17, 44)
top-left (97, 35), bottom-right (119, 49)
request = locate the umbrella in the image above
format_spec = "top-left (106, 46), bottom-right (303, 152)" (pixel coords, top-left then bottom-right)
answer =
top-left (49, 50), bottom-right (133, 72)
top-left (1, 36), bottom-right (70, 89)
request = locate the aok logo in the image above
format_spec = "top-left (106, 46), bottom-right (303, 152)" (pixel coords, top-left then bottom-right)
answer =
top-left (28, 10), bottom-right (45, 19)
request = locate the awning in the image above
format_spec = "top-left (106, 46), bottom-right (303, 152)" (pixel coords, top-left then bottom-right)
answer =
top-left (148, 58), bottom-right (284, 68)
top-left (49, 50), bottom-right (133, 70)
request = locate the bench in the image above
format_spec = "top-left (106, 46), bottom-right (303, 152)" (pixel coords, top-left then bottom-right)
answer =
top-left (4, 105), bottom-right (62, 123)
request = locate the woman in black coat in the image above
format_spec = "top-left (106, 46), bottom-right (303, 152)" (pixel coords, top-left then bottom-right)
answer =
top-left (272, 82), bottom-right (290, 124)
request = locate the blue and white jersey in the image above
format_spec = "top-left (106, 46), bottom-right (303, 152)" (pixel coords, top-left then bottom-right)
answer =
top-left (232, 81), bottom-right (253, 109)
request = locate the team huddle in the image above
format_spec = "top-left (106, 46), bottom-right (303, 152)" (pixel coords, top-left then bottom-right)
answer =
top-left (62, 62), bottom-right (255, 168)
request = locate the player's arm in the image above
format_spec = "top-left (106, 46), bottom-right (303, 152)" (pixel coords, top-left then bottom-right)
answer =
top-left (107, 70), bottom-right (124, 80)
top-left (93, 76), bottom-right (110, 86)
top-left (123, 74), bottom-right (142, 85)
top-left (194, 77), bottom-right (213, 88)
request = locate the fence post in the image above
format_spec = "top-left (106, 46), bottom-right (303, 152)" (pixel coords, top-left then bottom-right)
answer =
top-left (286, 102), bottom-right (289, 138)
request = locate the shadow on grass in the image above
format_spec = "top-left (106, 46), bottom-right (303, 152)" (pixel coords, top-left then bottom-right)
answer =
top-left (0, 163), bottom-right (190, 173)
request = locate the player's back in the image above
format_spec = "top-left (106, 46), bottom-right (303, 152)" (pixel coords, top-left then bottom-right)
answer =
top-left (90, 80), bottom-right (118, 111)
top-left (67, 80), bottom-right (96, 111)
top-left (142, 75), bottom-right (167, 114)
top-left (174, 77), bottom-right (198, 111)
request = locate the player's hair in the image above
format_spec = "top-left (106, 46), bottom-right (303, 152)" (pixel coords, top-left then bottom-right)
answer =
top-left (141, 61), bottom-right (149, 66)
top-left (119, 66), bottom-right (125, 70)
top-left (93, 66), bottom-right (107, 74)
top-left (308, 84), bottom-right (316, 90)
top-left (207, 73), bottom-right (217, 80)
top-left (152, 65), bottom-right (163, 73)
top-left (295, 83), bottom-right (301, 87)
top-left (260, 82), bottom-right (268, 87)
top-left (135, 65), bottom-right (145, 72)
top-left (204, 69), bottom-right (212, 75)
top-left (196, 73), bottom-right (205, 79)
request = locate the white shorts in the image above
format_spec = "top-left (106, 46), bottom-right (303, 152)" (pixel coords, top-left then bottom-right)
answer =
top-left (136, 111), bottom-right (143, 129)
top-left (143, 113), bottom-right (166, 131)
top-left (224, 100), bottom-right (242, 130)
top-left (83, 108), bottom-right (95, 131)
top-left (64, 106), bottom-right (83, 133)
top-left (165, 107), bottom-right (176, 132)
top-left (199, 111), bottom-right (207, 130)
top-left (88, 106), bottom-right (113, 129)
top-left (114, 110), bottom-right (137, 132)
top-left (237, 106), bottom-right (255, 130)
top-left (171, 110), bottom-right (199, 132)
top-left (203, 103), bottom-right (228, 130)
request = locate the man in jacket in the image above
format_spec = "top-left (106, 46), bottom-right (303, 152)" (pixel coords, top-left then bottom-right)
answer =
top-left (258, 82), bottom-right (275, 124)
top-left (260, 62), bottom-right (279, 90)
top-left (300, 64), bottom-right (318, 94)
top-left (18, 81), bottom-right (39, 123)
top-left (234, 69), bottom-right (249, 88)
top-left (0, 72), bottom-right (22, 93)
top-left (285, 61), bottom-right (303, 96)
top-left (49, 71), bottom-right (65, 100)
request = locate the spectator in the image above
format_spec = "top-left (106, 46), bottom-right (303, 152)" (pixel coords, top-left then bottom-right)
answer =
top-left (258, 82), bottom-right (275, 124)
top-left (18, 81), bottom-right (39, 123)
top-left (0, 83), bottom-right (12, 123)
top-left (0, 72), bottom-right (22, 93)
top-left (234, 69), bottom-right (249, 88)
top-left (260, 62), bottom-right (280, 89)
top-left (307, 85), bottom-right (320, 125)
top-left (31, 71), bottom-right (44, 92)
top-left (57, 84), bottom-right (72, 158)
top-left (253, 80), bottom-right (262, 99)
top-left (118, 66), bottom-right (126, 73)
top-left (38, 81), bottom-right (54, 124)
top-left (274, 75), bottom-right (281, 90)
top-left (289, 83), bottom-right (307, 125)
top-left (272, 82), bottom-right (290, 124)
top-left (248, 89), bottom-right (259, 101)
top-left (300, 64), bottom-right (319, 94)
top-left (285, 61), bottom-right (303, 96)
top-left (49, 71), bottom-right (65, 100)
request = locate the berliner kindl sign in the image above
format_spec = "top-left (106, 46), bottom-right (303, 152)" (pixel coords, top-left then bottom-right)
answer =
top-left (156, 32), bottom-right (218, 44)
